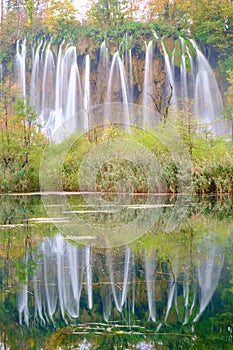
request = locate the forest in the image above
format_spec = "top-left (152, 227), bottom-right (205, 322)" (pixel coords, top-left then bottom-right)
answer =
top-left (0, 0), bottom-right (233, 194)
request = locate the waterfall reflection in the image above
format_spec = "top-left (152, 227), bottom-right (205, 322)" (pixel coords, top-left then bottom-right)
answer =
top-left (17, 234), bottom-right (224, 328)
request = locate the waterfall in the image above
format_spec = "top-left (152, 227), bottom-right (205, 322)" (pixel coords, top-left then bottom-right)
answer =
top-left (142, 40), bottom-right (154, 125)
top-left (99, 40), bottom-right (109, 74)
top-left (64, 46), bottom-right (82, 135)
top-left (53, 41), bottom-right (65, 131)
top-left (40, 42), bottom-right (56, 136)
top-left (30, 40), bottom-right (43, 112)
top-left (190, 39), bottom-right (224, 130)
top-left (105, 50), bottom-right (130, 128)
top-left (161, 40), bottom-right (177, 105)
top-left (179, 37), bottom-right (188, 101)
top-left (129, 49), bottom-right (134, 103)
top-left (65, 61), bottom-right (80, 134)
top-left (12, 36), bottom-right (227, 140)
top-left (14, 38), bottom-right (27, 99)
top-left (37, 43), bottom-right (83, 140)
top-left (186, 45), bottom-right (195, 100)
top-left (83, 54), bottom-right (90, 130)
top-left (97, 40), bottom-right (109, 107)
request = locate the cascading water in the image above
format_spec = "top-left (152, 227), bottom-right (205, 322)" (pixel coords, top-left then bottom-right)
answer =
top-left (40, 42), bottom-right (56, 135)
top-left (142, 40), bottom-right (154, 125)
top-left (14, 38), bottom-right (27, 99)
top-left (100, 40), bottom-right (109, 75)
top-left (63, 46), bottom-right (82, 135)
top-left (179, 37), bottom-right (188, 101)
top-left (12, 35), bottom-right (227, 141)
top-left (190, 39), bottom-right (224, 131)
top-left (30, 40), bottom-right (43, 112)
top-left (161, 39), bottom-right (177, 106)
top-left (51, 41), bottom-right (65, 134)
top-left (105, 50), bottom-right (130, 127)
top-left (129, 49), bottom-right (134, 103)
top-left (83, 54), bottom-right (90, 130)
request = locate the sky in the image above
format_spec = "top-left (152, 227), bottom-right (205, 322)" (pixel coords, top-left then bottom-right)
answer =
top-left (0, 0), bottom-right (93, 22)
top-left (72, 0), bottom-right (93, 20)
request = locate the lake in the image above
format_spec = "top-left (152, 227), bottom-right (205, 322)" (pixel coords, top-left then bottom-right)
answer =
top-left (0, 193), bottom-right (232, 349)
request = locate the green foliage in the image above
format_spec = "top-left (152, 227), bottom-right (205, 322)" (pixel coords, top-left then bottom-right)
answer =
top-left (0, 89), bottom-right (46, 193)
top-left (218, 56), bottom-right (233, 79)
top-left (59, 123), bottom-right (233, 195)
top-left (96, 159), bottom-right (148, 193)
top-left (86, 0), bottom-right (131, 29)
top-left (41, 0), bottom-right (79, 43)
top-left (223, 70), bottom-right (233, 126)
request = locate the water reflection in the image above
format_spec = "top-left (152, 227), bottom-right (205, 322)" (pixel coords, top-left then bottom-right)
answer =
top-left (16, 234), bottom-right (225, 329)
top-left (0, 194), bottom-right (232, 349)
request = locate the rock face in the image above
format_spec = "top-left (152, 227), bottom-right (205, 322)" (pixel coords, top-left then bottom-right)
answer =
top-left (2, 35), bottom-right (226, 140)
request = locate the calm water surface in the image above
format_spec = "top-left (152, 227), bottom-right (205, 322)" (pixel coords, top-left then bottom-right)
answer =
top-left (0, 194), bottom-right (232, 349)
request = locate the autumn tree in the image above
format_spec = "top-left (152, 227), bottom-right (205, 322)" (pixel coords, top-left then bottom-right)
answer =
top-left (176, 0), bottom-right (233, 51)
top-left (141, 0), bottom-right (170, 22)
top-left (41, 0), bottom-right (79, 40)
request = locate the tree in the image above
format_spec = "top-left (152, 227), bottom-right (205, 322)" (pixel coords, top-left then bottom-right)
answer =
top-left (141, 0), bottom-right (170, 21)
top-left (177, 0), bottom-right (233, 51)
top-left (223, 70), bottom-right (233, 140)
top-left (0, 83), bottom-right (46, 191)
top-left (42, 0), bottom-right (79, 40)
top-left (87, 0), bottom-right (131, 28)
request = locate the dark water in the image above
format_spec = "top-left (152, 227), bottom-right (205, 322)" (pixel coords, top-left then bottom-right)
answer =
top-left (0, 194), bottom-right (232, 349)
